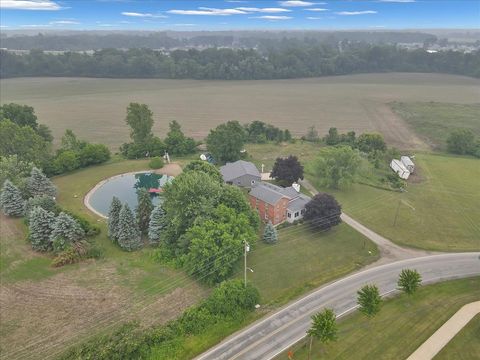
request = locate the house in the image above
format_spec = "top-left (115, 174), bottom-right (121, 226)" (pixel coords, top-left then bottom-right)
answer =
top-left (390, 159), bottom-right (410, 180)
top-left (401, 156), bottom-right (415, 173)
top-left (249, 182), bottom-right (311, 225)
top-left (220, 160), bottom-right (261, 188)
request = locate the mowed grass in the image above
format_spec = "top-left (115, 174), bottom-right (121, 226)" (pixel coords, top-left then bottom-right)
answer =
top-left (391, 102), bottom-right (480, 150)
top-left (245, 141), bottom-right (323, 171)
top-left (238, 223), bottom-right (379, 305)
top-left (276, 277), bottom-right (480, 360)
top-left (435, 314), bottom-right (480, 360)
top-left (309, 152), bottom-right (480, 251)
top-left (1, 74), bottom-right (479, 149)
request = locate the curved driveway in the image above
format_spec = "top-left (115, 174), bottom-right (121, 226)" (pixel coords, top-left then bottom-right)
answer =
top-left (195, 253), bottom-right (480, 360)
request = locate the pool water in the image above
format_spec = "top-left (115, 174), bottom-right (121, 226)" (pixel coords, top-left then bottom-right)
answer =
top-left (88, 172), bottom-right (173, 217)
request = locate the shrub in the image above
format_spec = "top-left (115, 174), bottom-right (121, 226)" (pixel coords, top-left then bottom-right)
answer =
top-left (63, 210), bottom-right (101, 237)
top-left (149, 156), bottom-right (164, 169)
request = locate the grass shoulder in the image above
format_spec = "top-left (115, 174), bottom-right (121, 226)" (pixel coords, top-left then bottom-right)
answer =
top-left (276, 276), bottom-right (480, 360)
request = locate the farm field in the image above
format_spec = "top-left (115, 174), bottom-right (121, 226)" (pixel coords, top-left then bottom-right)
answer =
top-left (276, 277), bottom-right (480, 360)
top-left (391, 102), bottom-right (480, 150)
top-left (434, 314), bottom-right (480, 360)
top-left (2, 73), bottom-right (479, 150)
top-left (308, 152), bottom-right (480, 252)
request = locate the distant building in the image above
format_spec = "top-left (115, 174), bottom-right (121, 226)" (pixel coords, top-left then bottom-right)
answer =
top-left (401, 156), bottom-right (415, 173)
top-left (390, 159), bottom-right (410, 180)
top-left (220, 160), bottom-right (261, 188)
top-left (249, 182), bottom-right (311, 225)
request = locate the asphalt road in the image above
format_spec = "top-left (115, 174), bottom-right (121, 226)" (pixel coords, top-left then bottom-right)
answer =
top-left (195, 252), bottom-right (480, 360)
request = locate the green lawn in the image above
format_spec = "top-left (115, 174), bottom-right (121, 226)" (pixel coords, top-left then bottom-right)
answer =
top-left (435, 314), bottom-right (480, 360)
top-left (391, 102), bottom-right (480, 150)
top-left (276, 277), bottom-right (480, 360)
top-left (245, 141), bottom-right (323, 172)
top-left (239, 223), bottom-right (379, 305)
top-left (308, 152), bottom-right (480, 251)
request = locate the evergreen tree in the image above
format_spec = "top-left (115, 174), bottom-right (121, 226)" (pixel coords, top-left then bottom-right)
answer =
top-left (25, 195), bottom-right (57, 219)
top-left (148, 205), bottom-right (166, 245)
top-left (136, 188), bottom-right (153, 236)
top-left (263, 221), bottom-right (278, 244)
top-left (117, 203), bottom-right (142, 251)
top-left (50, 212), bottom-right (85, 252)
top-left (107, 196), bottom-right (122, 242)
top-left (29, 206), bottom-right (55, 251)
top-left (0, 180), bottom-right (25, 216)
top-left (27, 167), bottom-right (57, 198)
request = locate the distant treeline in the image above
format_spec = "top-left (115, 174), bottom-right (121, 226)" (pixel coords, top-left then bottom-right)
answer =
top-left (1, 42), bottom-right (479, 79)
top-left (0, 31), bottom-right (439, 51)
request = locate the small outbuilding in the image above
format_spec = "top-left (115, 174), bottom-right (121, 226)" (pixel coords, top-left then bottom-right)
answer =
top-left (401, 156), bottom-right (415, 173)
top-left (220, 160), bottom-right (261, 188)
top-left (390, 159), bottom-right (410, 180)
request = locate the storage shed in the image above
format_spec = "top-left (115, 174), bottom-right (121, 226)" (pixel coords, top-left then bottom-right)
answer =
top-left (390, 159), bottom-right (410, 180)
top-left (401, 156), bottom-right (415, 173)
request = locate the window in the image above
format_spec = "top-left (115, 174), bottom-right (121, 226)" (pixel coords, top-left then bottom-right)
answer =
top-left (294, 211), bottom-right (299, 218)
top-left (287, 212), bottom-right (291, 218)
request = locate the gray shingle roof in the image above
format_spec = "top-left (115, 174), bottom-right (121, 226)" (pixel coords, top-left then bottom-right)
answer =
top-left (220, 160), bottom-right (261, 182)
top-left (249, 182), bottom-right (310, 206)
top-left (287, 194), bottom-right (311, 212)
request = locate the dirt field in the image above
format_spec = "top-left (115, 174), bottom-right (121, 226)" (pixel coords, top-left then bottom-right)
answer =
top-left (0, 214), bottom-right (207, 360)
top-left (2, 73), bottom-right (479, 150)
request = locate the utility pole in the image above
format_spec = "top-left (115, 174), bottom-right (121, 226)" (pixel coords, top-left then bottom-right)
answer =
top-left (244, 240), bottom-right (249, 287)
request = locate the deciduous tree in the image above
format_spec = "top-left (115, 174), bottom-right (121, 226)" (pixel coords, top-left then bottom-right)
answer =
top-left (447, 128), bottom-right (476, 155)
top-left (397, 269), bottom-right (422, 295)
top-left (357, 284), bottom-right (382, 317)
top-left (183, 160), bottom-right (223, 183)
top-left (304, 193), bottom-right (342, 230)
top-left (312, 146), bottom-right (360, 189)
top-left (125, 103), bottom-right (154, 145)
top-left (0, 180), bottom-right (25, 217)
top-left (164, 120), bottom-right (196, 155)
top-left (270, 155), bottom-right (304, 186)
top-left (206, 121), bottom-right (246, 163)
top-left (117, 203), bottom-right (142, 251)
top-left (307, 308), bottom-right (338, 360)
top-left (356, 133), bottom-right (386, 153)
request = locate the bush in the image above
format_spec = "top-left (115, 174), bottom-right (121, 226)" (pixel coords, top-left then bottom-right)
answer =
top-left (149, 156), bottom-right (164, 169)
top-left (446, 128), bottom-right (476, 155)
top-left (63, 210), bottom-right (101, 237)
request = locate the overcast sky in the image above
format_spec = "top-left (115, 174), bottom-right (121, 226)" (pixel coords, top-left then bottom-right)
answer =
top-left (1, 0), bottom-right (479, 31)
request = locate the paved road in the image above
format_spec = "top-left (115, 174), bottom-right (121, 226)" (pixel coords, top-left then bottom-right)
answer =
top-left (195, 253), bottom-right (480, 360)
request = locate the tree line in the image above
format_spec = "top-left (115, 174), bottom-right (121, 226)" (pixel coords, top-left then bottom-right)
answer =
top-left (2, 41), bottom-right (479, 79)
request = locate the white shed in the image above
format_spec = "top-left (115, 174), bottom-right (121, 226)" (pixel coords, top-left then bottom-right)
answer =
top-left (390, 159), bottom-right (410, 180)
top-left (401, 156), bottom-right (415, 173)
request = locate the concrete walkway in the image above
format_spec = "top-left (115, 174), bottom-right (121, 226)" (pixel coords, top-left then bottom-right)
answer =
top-left (298, 179), bottom-right (433, 264)
top-left (407, 301), bottom-right (480, 360)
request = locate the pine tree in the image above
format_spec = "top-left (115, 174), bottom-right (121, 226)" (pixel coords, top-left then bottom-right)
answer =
top-left (50, 212), bottom-right (85, 252)
top-left (29, 206), bottom-right (55, 251)
top-left (0, 180), bottom-right (25, 217)
top-left (117, 203), bottom-right (142, 251)
top-left (25, 195), bottom-right (57, 219)
top-left (148, 205), bottom-right (166, 245)
top-left (27, 167), bottom-right (57, 198)
top-left (136, 188), bottom-right (153, 236)
top-left (263, 221), bottom-right (278, 244)
top-left (107, 196), bottom-right (122, 242)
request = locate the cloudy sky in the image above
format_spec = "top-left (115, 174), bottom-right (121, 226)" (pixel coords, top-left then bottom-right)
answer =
top-left (1, 0), bottom-right (479, 30)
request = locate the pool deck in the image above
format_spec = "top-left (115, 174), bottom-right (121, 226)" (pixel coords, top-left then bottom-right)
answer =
top-left (83, 163), bottom-right (182, 219)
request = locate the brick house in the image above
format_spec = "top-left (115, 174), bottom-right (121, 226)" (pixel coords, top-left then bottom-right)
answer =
top-left (249, 182), bottom-right (311, 225)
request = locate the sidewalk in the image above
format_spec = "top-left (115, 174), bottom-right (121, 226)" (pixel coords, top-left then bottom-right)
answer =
top-left (407, 301), bottom-right (480, 360)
